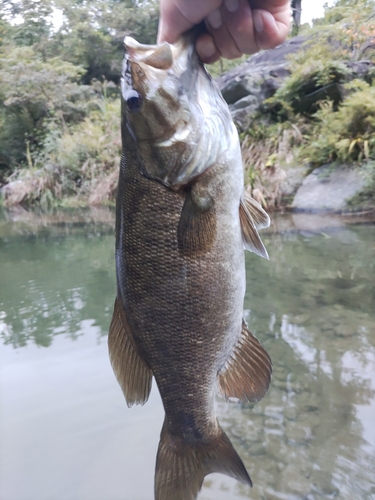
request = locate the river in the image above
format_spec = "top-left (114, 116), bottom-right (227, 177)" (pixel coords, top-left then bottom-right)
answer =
top-left (1, 208), bottom-right (374, 500)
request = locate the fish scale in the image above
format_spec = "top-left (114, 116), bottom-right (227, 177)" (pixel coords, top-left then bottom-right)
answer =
top-left (118, 157), bottom-right (235, 435)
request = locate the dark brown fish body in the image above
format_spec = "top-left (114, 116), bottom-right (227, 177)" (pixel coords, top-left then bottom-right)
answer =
top-left (109, 34), bottom-right (272, 500)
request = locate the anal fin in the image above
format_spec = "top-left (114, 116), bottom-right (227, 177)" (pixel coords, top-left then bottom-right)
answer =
top-left (218, 320), bottom-right (272, 402)
top-left (240, 192), bottom-right (269, 259)
top-left (108, 297), bottom-right (152, 407)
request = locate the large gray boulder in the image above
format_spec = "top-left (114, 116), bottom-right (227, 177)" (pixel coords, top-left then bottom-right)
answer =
top-left (291, 165), bottom-right (367, 213)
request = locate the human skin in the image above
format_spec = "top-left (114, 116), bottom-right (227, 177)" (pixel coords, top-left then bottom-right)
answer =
top-left (158, 0), bottom-right (291, 63)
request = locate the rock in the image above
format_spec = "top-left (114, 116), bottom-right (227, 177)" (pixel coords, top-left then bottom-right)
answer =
top-left (291, 164), bottom-right (367, 213)
top-left (1, 180), bottom-right (28, 206)
top-left (296, 82), bottom-right (344, 114)
top-left (229, 94), bottom-right (259, 111)
top-left (229, 95), bottom-right (260, 129)
top-left (334, 323), bottom-right (355, 337)
top-left (217, 35), bottom-right (307, 102)
top-left (216, 36), bottom-right (307, 127)
top-left (248, 441), bottom-right (267, 456)
top-left (280, 166), bottom-right (311, 198)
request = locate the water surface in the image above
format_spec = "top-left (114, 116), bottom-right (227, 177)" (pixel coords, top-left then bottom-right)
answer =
top-left (1, 209), bottom-right (374, 500)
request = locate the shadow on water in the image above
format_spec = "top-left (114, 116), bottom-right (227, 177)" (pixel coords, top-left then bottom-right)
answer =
top-left (0, 207), bottom-right (374, 500)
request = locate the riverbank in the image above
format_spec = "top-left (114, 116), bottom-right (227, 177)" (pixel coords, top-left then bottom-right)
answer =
top-left (2, 205), bottom-right (374, 242)
top-left (1, 0), bottom-right (375, 213)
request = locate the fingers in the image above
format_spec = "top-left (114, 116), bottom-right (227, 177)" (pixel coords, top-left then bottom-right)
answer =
top-left (195, 33), bottom-right (221, 64)
top-left (205, 0), bottom-right (258, 60)
top-left (159, 0), bottom-right (291, 62)
top-left (252, 8), bottom-right (290, 50)
top-left (202, 0), bottom-right (291, 61)
top-left (158, 0), bottom-right (221, 43)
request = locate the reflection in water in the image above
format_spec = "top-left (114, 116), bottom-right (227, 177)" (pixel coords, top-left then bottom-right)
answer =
top-left (0, 211), bottom-right (374, 500)
top-left (0, 215), bottom-right (115, 347)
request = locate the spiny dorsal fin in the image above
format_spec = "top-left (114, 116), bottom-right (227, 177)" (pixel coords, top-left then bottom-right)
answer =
top-left (218, 320), bottom-right (272, 402)
top-left (242, 191), bottom-right (270, 230)
top-left (239, 197), bottom-right (269, 259)
top-left (155, 420), bottom-right (252, 500)
top-left (108, 297), bottom-right (152, 407)
top-left (177, 191), bottom-right (216, 253)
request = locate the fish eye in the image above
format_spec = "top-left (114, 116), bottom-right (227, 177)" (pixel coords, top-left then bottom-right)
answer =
top-left (126, 90), bottom-right (143, 112)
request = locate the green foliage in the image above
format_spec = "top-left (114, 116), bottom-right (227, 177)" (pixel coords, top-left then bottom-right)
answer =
top-left (302, 85), bottom-right (375, 164)
top-left (2, 95), bottom-right (121, 207)
top-left (8, 0), bottom-right (53, 46)
top-left (2, 0), bottom-right (374, 209)
top-left (101, 0), bottom-right (160, 44)
top-left (238, 0), bottom-right (375, 209)
top-left (346, 161), bottom-right (375, 209)
top-left (55, 22), bottom-right (120, 84)
top-left (0, 44), bottom-right (92, 170)
top-left (0, 0), bottom-right (160, 192)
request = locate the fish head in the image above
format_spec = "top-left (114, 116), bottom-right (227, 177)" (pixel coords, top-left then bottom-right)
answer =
top-left (121, 36), bottom-right (237, 189)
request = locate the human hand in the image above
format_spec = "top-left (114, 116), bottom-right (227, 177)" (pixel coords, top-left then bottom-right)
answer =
top-left (158, 0), bottom-right (291, 63)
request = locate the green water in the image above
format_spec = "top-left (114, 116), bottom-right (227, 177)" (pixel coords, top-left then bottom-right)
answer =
top-left (1, 209), bottom-right (374, 500)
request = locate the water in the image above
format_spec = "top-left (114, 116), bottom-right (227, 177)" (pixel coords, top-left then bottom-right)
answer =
top-left (1, 208), bottom-right (374, 500)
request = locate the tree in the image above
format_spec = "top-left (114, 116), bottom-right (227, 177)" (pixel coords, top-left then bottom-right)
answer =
top-left (291, 0), bottom-right (302, 35)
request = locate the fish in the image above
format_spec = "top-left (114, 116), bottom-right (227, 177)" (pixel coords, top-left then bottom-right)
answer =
top-left (108, 32), bottom-right (272, 500)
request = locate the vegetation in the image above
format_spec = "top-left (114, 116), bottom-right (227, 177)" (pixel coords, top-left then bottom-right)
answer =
top-left (240, 0), bottom-right (375, 210)
top-left (0, 0), bottom-right (158, 206)
top-left (1, 0), bottom-right (375, 210)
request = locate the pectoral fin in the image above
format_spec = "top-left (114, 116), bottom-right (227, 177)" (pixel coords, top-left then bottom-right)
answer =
top-left (239, 194), bottom-right (269, 259)
top-left (177, 190), bottom-right (216, 253)
top-left (218, 320), bottom-right (272, 402)
top-left (108, 297), bottom-right (152, 407)
top-left (242, 192), bottom-right (270, 229)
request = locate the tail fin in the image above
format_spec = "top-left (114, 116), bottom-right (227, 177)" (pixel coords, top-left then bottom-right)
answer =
top-left (155, 420), bottom-right (252, 500)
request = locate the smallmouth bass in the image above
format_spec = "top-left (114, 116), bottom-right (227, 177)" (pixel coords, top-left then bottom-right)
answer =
top-left (109, 33), bottom-right (272, 500)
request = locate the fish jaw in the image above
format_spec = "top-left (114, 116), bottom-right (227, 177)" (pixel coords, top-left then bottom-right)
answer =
top-left (120, 35), bottom-right (237, 190)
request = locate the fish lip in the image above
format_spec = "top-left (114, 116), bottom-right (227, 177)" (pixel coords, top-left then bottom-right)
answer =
top-left (123, 36), bottom-right (191, 67)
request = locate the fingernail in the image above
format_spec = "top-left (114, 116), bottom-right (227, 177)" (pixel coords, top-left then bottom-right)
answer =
top-left (253, 10), bottom-right (264, 33)
top-left (206, 9), bottom-right (222, 30)
top-left (224, 0), bottom-right (239, 13)
top-left (197, 37), bottom-right (216, 60)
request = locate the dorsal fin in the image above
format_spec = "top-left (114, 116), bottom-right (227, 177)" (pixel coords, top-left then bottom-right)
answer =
top-left (108, 297), bottom-right (153, 407)
top-left (218, 320), bottom-right (272, 402)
